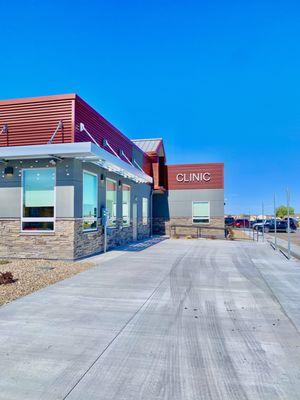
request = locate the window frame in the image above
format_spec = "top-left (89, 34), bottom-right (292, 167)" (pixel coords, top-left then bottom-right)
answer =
top-left (82, 170), bottom-right (98, 232)
top-left (192, 201), bottom-right (210, 224)
top-left (122, 184), bottom-right (131, 227)
top-left (142, 197), bottom-right (148, 225)
top-left (21, 167), bottom-right (56, 233)
top-left (106, 178), bottom-right (117, 227)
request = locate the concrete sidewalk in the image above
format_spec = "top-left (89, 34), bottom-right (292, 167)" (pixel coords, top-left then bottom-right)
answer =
top-left (266, 234), bottom-right (300, 259)
top-left (244, 229), bottom-right (300, 259)
top-left (1, 239), bottom-right (300, 399)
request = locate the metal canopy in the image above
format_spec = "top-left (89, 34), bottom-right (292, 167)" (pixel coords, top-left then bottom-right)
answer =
top-left (0, 142), bottom-right (153, 184)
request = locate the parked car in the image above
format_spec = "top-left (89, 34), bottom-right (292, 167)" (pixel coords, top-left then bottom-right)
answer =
top-left (283, 217), bottom-right (299, 227)
top-left (225, 216), bottom-right (235, 226)
top-left (251, 219), bottom-right (263, 228)
top-left (234, 219), bottom-right (250, 228)
top-left (252, 219), bottom-right (272, 231)
top-left (257, 219), bottom-right (297, 233)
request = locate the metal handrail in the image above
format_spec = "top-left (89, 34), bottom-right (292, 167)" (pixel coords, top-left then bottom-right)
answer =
top-left (170, 224), bottom-right (227, 239)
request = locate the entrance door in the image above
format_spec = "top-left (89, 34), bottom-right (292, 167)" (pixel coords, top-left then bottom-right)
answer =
top-left (132, 202), bottom-right (138, 241)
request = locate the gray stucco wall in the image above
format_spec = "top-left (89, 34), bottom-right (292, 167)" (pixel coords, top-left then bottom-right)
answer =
top-left (0, 158), bottom-right (151, 224)
top-left (153, 189), bottom-right (224, 219)
top-left (73, 160), bottom-right (151, 223)
top-left (0, 159), bottom-right (75, 218)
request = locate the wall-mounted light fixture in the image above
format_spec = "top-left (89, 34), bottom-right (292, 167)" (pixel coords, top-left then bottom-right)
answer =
top-left (4, 166), bottom-right (13, 177)
top-left (118, 180), bottom-right (122, 188)
top-left (100, 174), bottom-right (105, 183)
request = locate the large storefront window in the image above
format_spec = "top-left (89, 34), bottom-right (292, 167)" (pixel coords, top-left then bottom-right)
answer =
top-left (122, 184), bottom-right (131, 226)
top-left (192, 201), bottom-right (210, 224)
top-left (142, 197), bottom-right (148, 225)
top-left (83, 171), bottom-right (98, 231)
top-left (22, 168), bottom-right (55, 231)
top-left (106, 179), bottom-right (117, 227)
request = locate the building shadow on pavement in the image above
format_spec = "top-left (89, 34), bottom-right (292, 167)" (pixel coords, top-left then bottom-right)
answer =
top-left (115, 236), bottom-right (168, 252)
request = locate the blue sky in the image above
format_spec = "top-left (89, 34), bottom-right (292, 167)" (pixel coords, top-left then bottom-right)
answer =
top-left (1, 0), bottom-right (300, 214)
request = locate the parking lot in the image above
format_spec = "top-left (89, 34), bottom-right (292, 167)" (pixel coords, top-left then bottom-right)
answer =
top-left (268, 230), bottom-right (300, 246)
top-left (1, 238), bottom-right (300, 399)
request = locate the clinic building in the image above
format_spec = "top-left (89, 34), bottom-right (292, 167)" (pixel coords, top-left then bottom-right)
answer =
top-left (0, 94), bottom-right (224, 260)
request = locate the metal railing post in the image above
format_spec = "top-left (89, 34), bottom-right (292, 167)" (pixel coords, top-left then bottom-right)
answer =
top-left (274, 193), bottom-right (277, 250)
top-left (287, 189), bottom-right (291, 259)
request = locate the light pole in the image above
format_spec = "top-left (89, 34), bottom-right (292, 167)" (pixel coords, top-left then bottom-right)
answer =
top-left (249, 209), bottom-right (253, 240)
top-left (262, 201), bottom-right (265, 242)
top-left (274, 193), bottom-right (277, 250)
top-left (287, 188), bottom-right (291, 259)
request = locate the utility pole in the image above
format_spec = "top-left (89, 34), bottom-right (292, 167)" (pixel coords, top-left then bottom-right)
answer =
top-left (274, 193), bottom-right (277, 250)
top-left (287, 188), bottom-right (291, 259)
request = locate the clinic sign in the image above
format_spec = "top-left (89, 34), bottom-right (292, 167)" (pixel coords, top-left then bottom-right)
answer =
top-left (167, 163), bottom-right (224, 190)
top-left (176, 172), bottom-right (211, 183)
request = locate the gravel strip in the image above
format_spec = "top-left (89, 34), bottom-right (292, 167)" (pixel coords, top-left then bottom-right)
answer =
top-left (0, 259), bottom-right (93, 306)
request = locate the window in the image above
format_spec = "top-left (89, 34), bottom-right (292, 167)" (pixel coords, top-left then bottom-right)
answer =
top-left (142, 197), bottom-right (148, 225)
top-left (22, 168), bottom-right (55, 231)
top-left (106, 179), bottom-right (117, 227)
top-left (122, 184), bottom-right (130, 226)
top-left (192, 201), bottom-right (210, 224)
top-left (83, 171), bottom-right (98, 231)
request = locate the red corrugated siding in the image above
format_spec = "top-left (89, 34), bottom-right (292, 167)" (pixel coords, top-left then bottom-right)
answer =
top-left (0, 94), bottom-right (153, 177)
top-left (74, 96), bottom-right (134, 163)
top-left (142, 154), bottom-right (153, 176)
top-left (152, 163), bottom-right (160, 189)
top-left (0, 96), bottom-right (74, 147)
top-left (167, 163), bottom-right (224, 190)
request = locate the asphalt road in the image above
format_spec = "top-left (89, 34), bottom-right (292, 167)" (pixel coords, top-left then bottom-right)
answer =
top-left (1, 238), bottom-right (300, 399)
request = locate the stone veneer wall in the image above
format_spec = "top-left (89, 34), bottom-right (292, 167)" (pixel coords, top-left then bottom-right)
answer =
top-left (0, 218), bottom-right (151, 260)
top-left (153, 217), bottom-right (225, 238)
top-left (0, 219), bottom-right (75, 260)
top-left (74, 218), bottom-right (104, 259)
top-left (106, 218), bottom-right (150, 250)
top-left (106, 218), bottom-right (132, 250)
top-left (138, 221), bottom-right (151, 240)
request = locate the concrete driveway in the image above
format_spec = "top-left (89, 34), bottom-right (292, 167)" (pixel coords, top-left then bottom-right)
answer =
top-left (1, 238), bottom-right (300, 400)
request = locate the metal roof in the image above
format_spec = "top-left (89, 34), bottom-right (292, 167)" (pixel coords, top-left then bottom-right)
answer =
top-left (0, 142), bottom-right (152, 184)
top-left (132, 138), bottom-right (163, 153)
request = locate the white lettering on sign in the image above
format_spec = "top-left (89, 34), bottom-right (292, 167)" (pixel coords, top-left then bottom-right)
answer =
top-left (176, 172), bottom-right (211, 183)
